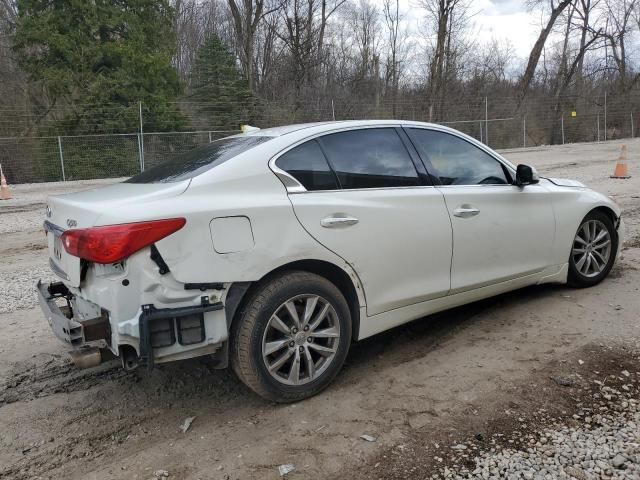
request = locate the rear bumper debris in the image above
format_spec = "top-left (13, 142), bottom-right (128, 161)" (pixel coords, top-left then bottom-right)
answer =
top-left (37, 280), bottom-right (84, 347)
top-left (37, 280), bottom-right (111, 349)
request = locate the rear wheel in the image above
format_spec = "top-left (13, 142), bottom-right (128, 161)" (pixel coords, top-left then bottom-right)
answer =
top-left (231, 271), bottom-right (351, 402)
top-left (568, 210), bottom-right (617, 287)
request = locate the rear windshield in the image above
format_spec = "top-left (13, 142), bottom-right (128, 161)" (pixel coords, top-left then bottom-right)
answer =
top-left (126, 135), bottom-right (272, 183)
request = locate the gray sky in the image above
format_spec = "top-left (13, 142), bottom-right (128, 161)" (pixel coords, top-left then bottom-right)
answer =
top-left (395, 0), bottom-right (540, 57)
top-left (471, 0), bottom-right (539, 56)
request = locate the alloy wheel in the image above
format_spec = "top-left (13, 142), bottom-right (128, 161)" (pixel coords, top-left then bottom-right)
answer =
top-left (572, 219), bottom-right (612, 278)
top-left (261, 294), bottom-right (341, 386)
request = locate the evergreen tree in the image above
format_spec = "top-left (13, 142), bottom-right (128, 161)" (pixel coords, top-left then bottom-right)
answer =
top-left (190, 35), bottom-right (254, 129)
top-left (13, 0), bottom-right (186, 134)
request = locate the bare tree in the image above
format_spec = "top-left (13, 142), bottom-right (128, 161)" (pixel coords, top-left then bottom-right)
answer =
top-left (277, 0), bottom-right (345, 93)
top-left (469, 38), bottom-right (516, 85)
top-left (253, 14), bottom-right (283, 94)
top-left (418, 0), bottom-right (470, 121)
top-left (603, 0), bottom-right (636, 87)
top-left (575, 0), bottom-right (602, 81)
top-left (228, 0), bottom-right (282, 90)
top-left (382, 0), bottom-right (407, 115)
top-left (546, 0), bottom-right (604, 142)
top-left (518, 0), bottom-right (573, 104)
top-left (350, 0), bottom-right (380, 85)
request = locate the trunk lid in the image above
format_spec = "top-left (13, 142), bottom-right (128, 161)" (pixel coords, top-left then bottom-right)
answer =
top-left (45, 181), bottom-right (189, 287)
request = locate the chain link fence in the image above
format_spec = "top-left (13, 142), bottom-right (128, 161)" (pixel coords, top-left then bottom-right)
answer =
top-left (1, 93), bottom-right (638, 184)
top-left (0, 130), bottom-right (235, 183)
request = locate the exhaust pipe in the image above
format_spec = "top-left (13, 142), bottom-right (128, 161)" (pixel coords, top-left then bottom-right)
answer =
top-left (69, 347), bottom-right (102, 369)
top-left (120, 345), bottom-right (140, 371)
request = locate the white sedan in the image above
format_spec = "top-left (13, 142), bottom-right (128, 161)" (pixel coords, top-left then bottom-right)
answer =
top-left (38, 120), bottom-right (624, 402)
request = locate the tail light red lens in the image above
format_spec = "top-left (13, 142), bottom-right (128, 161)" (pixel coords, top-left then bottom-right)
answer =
top-left (61, 218), bottom-right (186, 264)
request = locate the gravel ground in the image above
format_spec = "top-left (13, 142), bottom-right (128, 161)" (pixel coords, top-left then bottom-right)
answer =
top-left (0, 209), bottom-right (44, 236)
top-left (0, 179), bottom-right (119, 314)
top-left (353, 345), bottom-right (640, 480)
top-left (436, 373), bottom-right (640, 479)
top-left (0, 265), bottom-right (54, 314)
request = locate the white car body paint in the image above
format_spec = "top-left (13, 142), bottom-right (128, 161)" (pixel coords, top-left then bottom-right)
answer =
top-left (40, 120), bottom-right (624, 366)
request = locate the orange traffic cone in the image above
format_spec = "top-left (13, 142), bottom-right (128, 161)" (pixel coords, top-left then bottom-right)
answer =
top-left (0, 164), bottom-right (11, 200)
top-left (611, 144), bottom-right (631, 179)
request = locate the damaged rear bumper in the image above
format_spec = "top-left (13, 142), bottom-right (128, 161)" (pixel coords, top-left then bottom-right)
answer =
top-left (37, 279), bottom-right (231, 370)
top-left (37, 280), bottom-right (110, 349)
top-left (138, 298), bottom-right (223, 368)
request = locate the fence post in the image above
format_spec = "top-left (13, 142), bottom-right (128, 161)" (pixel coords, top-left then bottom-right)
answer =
top-left (561, 115), bottom-right (565, 145)
top-left (137, 134), bottom-right (143, 172)
top-left (597, 112), bottom-right (600, 142)
top-left (631, 112), bottom-right (634, 138)
top-left (57, 136), bottom-right (66, 182)
top-left (604, 92), bottom-right (607, 141)
top-left (208, 131), bottom-right (212, 143)
top-left (331, 99), bottom-right (336, 121)
top-left (479, 121), bottom-right (483, 143)
top-left (523, 116), bottom-right (526, 148)
top-left (138, 101), bottom-right (145, 171)
top-left (485, 96), bottom-right (489, 146)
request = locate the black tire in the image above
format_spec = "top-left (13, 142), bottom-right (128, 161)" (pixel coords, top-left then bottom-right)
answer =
top-left (230, 271), bottom-right (352, 402)
top-left (568, 210), bottom-right (618, 288)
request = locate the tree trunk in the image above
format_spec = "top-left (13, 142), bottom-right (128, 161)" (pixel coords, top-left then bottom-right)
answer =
top-left (428, 2), bottom-right (450, 121)
top-left (577, 0), bottom-right (591, 82)
top-left (227, 0), bottom-right (264, 91)
top-left (517, 0), bottom-right (572, 106)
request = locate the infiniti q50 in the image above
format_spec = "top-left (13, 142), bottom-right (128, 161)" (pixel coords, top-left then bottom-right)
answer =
top-left (38, 121), bottom-right (624, 402)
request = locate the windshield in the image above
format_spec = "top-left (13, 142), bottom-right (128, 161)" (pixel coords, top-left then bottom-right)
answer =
top-left (126, 135), bottom-right (272, 183)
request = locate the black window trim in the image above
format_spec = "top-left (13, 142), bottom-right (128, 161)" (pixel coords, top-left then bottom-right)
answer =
top-left (273, 138), bottom-right (341, 192)
top-left (313, 138), bottom-right (343, 189)
top-left (270, 124), bottom-right (434, 193)
top-left (395, 127), bottom-right (435, 186)
top-left (402, 126), bottom-right (516, 187)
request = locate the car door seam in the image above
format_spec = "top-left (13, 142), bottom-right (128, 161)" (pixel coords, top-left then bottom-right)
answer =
top-left (437, 187), bottom-right (455, 296)
top-left (283, 193), bottom-right (369, 310)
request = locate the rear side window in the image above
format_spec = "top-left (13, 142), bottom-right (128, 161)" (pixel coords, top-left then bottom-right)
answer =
top-left (126, 136), bottom-right (272, 183)
top-left (275, 140), bottom-right (338, 191)
top-left (319, 128), bottom-right (419, 189)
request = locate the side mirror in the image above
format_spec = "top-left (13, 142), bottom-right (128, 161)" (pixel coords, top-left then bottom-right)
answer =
top-left (515, 164), bottom-right (539, 187)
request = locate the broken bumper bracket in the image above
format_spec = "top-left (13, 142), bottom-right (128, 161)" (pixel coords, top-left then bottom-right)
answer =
top-left (138, 296), bottom-right (223, 369)
top-left (37, 280), bottom-right (84, 347)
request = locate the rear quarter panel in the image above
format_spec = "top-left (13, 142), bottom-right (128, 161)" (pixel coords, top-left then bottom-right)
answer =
top-left (92, 144), bottom-right (365, 308)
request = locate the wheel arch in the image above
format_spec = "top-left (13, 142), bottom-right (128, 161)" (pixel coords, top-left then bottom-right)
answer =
top-left (567, 205), bottom-right (620, 287)
top-left (590, 205), bottom-right (619, 228)
top-left (226, 259), bottom-right (363, 342)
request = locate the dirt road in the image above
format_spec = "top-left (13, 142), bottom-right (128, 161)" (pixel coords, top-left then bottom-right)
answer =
top-left (0, 141), bottom-right (639, 479)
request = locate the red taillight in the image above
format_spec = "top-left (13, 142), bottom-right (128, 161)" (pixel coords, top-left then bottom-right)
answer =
top-left (61, 218), bottom-right (186, 264)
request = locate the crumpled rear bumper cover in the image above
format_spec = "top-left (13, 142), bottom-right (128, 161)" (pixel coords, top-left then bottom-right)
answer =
top-left (37, 280), bottom-right (84, 347)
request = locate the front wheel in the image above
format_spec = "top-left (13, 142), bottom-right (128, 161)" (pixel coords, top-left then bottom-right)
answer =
top-left (568, 210), bottom-right (618, 288)
top-left (231, 271), bottom-right (352, 402)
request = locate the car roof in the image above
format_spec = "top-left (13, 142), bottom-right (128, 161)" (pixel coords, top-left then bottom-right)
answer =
top-left (241, 120), bottom-right (441, 138)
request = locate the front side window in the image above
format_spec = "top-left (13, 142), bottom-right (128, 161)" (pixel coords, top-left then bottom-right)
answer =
top-left (127, 136), bottom-right (272, 183)
top-left (275, 140), bottom-right (338, 191)
top-left (319, 128), bottom-right (419, 189)
top-left (408, 129), bottom-right (510, 186)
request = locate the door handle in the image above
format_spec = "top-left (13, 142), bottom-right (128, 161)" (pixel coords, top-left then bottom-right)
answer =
top-left (320, 216), bottom-right (359, 228)
top-left (453, 207), bottom-right (480, 218)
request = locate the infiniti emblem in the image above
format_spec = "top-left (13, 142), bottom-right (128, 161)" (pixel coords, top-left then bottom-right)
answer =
top-left (66, 218), bottom-right (77, 228)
